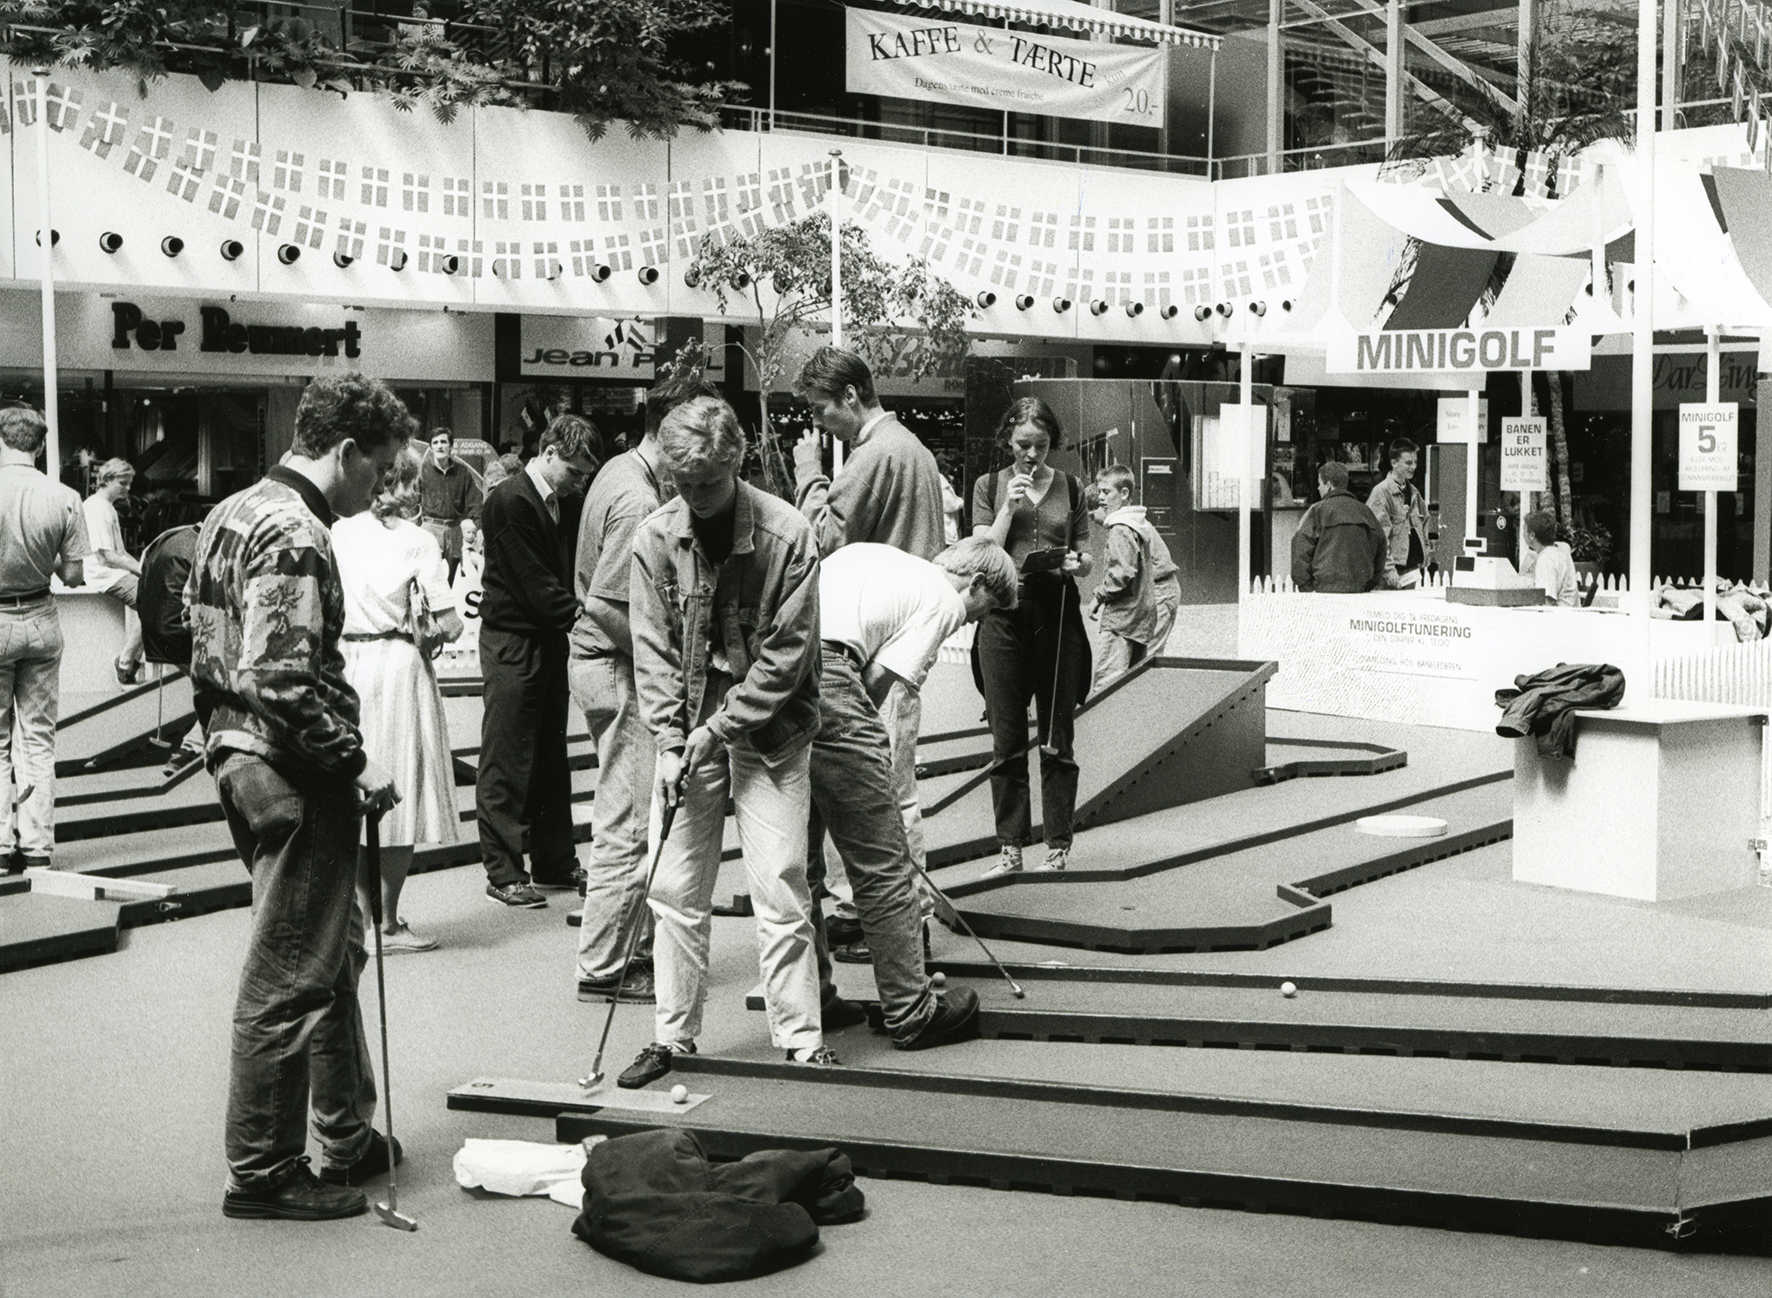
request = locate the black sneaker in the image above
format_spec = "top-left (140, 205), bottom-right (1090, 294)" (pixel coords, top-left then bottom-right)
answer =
top-left (533, 868), bottom-right (585, 892)
top-left (318, 1131), bottom-right (402, 1186)
top-left (892, 987), bottom-right (981, 1052)
top-left (486, 881), bottom-right (547, 908)
top-left (222, 1156), bottom-right (367, 1221)
top-left (821, 996), bottom-right (868, 1032)
top-left (786, 1045), bottom-right (842, 1067)
top-left (577, 965), bottom-right (656, 1004)
top-left (618, 1041), bottom-right (693, 1089)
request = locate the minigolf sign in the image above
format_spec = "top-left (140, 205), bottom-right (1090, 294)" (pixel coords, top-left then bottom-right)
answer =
top-left (1500, 417), bottom-right (1547, 492)
top-left (1327, 327), bottom-right (1591, 375)
top-left (1678, 402), bottom-right (1739, 493)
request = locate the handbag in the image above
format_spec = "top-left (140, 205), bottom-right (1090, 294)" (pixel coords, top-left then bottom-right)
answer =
top-left (408, 575), bottom-right (448, 660)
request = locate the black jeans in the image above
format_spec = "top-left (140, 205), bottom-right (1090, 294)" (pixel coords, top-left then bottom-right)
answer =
top-left (476, 625), bottom-right (575, 887)
top-left (975, 575), bottom-right (1091, 849)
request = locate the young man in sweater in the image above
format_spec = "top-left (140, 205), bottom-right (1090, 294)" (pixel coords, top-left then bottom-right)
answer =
top-left (1290, 462), bottom-right (1386, 594)
top-left (476, 414), bottom-right (602, 909)
top-left (1087, 464), bottom-right (1182, 693)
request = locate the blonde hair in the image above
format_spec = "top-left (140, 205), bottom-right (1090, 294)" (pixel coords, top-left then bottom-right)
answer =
top-left (659, 395), bottom-right (747, 476)
top-left (934, 537), bottom-right (1018, 610)
top-left (371, 445), bottom-right (424, 521)
top-left (96, 457), bottom-right (136, 486)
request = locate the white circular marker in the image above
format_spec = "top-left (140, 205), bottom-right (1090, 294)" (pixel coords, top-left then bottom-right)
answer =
top-left (670, 1084), bottom-right (689, 1105)
top-left (1355, 814), bottom-right (1448, 838)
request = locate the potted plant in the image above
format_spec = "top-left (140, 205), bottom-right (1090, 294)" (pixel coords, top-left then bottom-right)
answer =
top-left (1562, 520), bottom-right (1613, 579)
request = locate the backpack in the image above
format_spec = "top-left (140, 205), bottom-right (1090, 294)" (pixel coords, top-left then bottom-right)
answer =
top-left (139, 524), bottom-right (199, 666)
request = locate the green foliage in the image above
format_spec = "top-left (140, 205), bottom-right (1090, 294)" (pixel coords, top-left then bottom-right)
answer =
top-left (0, 0), bottom-right (744, 141)
top-left (685, 211), bottom-right (975, 495)
top-left (1562, 519), bottom-right (1614, 564)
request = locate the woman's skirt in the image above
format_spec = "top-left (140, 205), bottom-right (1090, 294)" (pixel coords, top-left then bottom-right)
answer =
top-left (343, 637), bottom-right (461, 848)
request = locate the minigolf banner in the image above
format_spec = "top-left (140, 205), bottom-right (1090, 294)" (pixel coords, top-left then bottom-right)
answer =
top-left (1326, 326), bottom-right (1592, 376)
top-left (845, 8), bottom-right (1166, 128)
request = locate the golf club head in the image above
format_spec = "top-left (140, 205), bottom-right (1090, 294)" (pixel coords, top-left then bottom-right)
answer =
top-left (1039, 744), bottom-right (1061, 758)
top-left (577, 1071), bottom-right (607, 1091)
top-left (375, 1201), bottom-right (418, 1232)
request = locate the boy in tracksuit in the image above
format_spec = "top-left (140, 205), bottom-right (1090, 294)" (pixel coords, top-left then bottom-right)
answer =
top-left (1087, 464), bottom-right (1181, 693)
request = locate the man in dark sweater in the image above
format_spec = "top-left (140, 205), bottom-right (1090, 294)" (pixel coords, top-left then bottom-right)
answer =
top-left (1291, 462), bottom-right (1386, 593)
top-left (477, 414), bottom-right (603, 908)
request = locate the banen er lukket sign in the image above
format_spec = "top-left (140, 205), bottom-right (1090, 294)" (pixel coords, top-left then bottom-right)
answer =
top-left (1327, 327), bottom-right (1592, 375)
top-left (845, 9), bottom-right (1165, 128)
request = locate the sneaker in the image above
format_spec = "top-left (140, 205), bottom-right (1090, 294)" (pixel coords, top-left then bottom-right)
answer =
top-left (377, 921), bottom-right (438, 954)
top-left (786, 1044), bottom-right (842, 1067)
top-left (821, 996), bottom-right (868, 1032)
top-left (533, 868), bottom-right (586, 892)
top-left (486, 881), bottom-right (548, 909)
top-left (1043, 846), bottom-right (1070, 872)
top-left (223, 1156), bottom-right (367, 1220)
top-left (318, 1131), bottom-right (403, 1187)
top-left (982, 845), bottom-right (1023, 880)
top-left (618, 1040), bottom-right (693, 1090)
top-left (115, 660), bottom-right (142, 687)
top-left (162, 746), bottom-right (204, 780)
top-left (893, 987), bottom-right (981, 1051)
top-left (577, 965), bottom-right (656, 1004)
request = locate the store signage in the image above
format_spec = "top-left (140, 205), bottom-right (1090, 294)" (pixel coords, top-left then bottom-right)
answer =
top-left (1435, 396), bottom-right (1489, 445)
top-left (1678, 402), bottom-right (1739, 493)
top-left (845, 9), bottom-right (1165, 129)
top-left (518, 316), bottom-right (726, 379)
top-left (1327, 327), bottom-right (1591, 375)
top-left (110, 301), bottom-right (363, 358)
top-left (1499, 416), bottom-right (1547, 492)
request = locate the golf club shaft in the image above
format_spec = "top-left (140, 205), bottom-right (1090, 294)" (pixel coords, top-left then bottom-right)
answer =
top-left (903, 854), bottom-right (1024, 999)
top-left (1041, 578), bottom-right (1068, 755)
top-left (365, 813), bottom-right (407, 1216)
top-left (587, 798), bottom-right (680, 1081)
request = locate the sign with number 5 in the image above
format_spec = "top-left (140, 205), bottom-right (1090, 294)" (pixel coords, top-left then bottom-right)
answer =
top-left (1678, 402), bottom-right (1739, 493)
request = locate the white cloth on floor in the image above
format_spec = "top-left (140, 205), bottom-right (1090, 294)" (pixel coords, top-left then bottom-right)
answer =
top-left (453, 1137), bottom-right (604, 1207)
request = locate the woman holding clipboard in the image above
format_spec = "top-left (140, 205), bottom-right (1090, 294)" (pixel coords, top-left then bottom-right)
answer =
top-left (970, 396), bottom-right (1093, 877)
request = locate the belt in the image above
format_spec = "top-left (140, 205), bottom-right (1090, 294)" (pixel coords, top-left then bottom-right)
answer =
top-left (342, 630), bottom-right (414, 643)
top-left (820, 640), bottom-right (865, 670)
top-left (0, 588), bottom-right (51, 608)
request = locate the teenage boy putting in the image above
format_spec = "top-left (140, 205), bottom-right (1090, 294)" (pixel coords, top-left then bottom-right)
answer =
top-left (811, 538), bottom-right (1018, 1050)
top-left (1087, 464), bottom-right (1181, 693)
top-left (621, 396), bottom-right (833, 1089)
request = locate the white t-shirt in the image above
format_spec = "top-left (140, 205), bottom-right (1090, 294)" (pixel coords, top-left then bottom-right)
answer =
top-left (1531, 540), bottom-right (1580, 608)
top-left (818, 543), bottom-right (966, 689)
top-left (81, 493), bottom-right (128, 593)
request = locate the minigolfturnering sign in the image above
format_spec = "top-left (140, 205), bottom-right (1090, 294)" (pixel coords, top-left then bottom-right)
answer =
top-left (1326, 327), bottom-right (1592, 375)
top-left (845, 9), bottom-right (1166, 128)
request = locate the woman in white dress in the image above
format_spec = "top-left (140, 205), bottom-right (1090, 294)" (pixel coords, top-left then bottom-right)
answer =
top-left (334, 446), bottom-right (465, 953)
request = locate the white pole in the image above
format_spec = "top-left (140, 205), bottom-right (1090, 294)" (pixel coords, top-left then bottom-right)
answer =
top-left (33, 71), bottom-right (59, 483)
top-left (768, 0), bottom-right (778, 130)
top-left (1238, 348), bottom-right (1255, 601)
top-left (1704, 326), bottom-right (1720, 633)
top-left (1519, 368), bottom-right (1532, 572)
top-left (1630, 0), bottom-right (1657, 630)
top-left (829, 148), bottom-right (845, 476)
top-left (1466, 387), bottom-right (1480, 548)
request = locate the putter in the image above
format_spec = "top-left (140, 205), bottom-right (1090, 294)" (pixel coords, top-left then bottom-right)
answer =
top-left (364, 814), bottom-right (417, 1232)
top-left (579, 797), bottom-right (681, 1091)
top-left (1039, 578), bottom-right (1069, 759)
top-left (904, 854), bottom-right (1025, 1000)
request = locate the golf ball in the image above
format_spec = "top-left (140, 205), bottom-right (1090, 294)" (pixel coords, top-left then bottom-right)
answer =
top-left (670, 1084), bottom-right (689, 1105)
top-left (931, 971), bottom-right (947, 987)
top-left (1280, 981), bottom-right (1298, 998)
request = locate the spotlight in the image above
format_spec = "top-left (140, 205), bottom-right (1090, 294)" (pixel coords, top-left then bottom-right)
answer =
top-left (439, 254), bottom-right (460, 275)
top-left (975, 290), bottom-right (997, 309)
top-left (1159, 304), bottom-right (1180, 320)
top-left (1280, 299), bottom-right (1294, 312)
top-left (1052, 296), bottom-right (1072, 313)
top-left (1194, 305), bottom-right (1213, 322)
top-left (333, 251), bottom-right (354, 269)
top-left (1089, 299), bottom-right (1110, 316)
top-left (730, 270), bottom-right (752, 289)
top-left (277, 244), bottom-right (301, 265)
top-left (1214, 302), bottom-right (1233, 317)
top-left (99, 232), bottom-right (123, 254)
top-left (1249, 301), bottom-right (1267, 317)
top-left (219, 238), bottom-right (244, 261)
top-left (34, 228), bottom-right (59, 247)
top-left (389, 250), bottom-right (408, 272)
top-left (637, 265), bottom-right (660, 285)
top-left (684, 267), bottom-right (702, 288)
top-left (1015, 294), bottom-right (1035, 311)
top-left (543, 260), bottom-right (563, 281)
top-left (160, 236), bottom-right (184, 258)
top-left (1125, 301), bottom-right (1145, 318)
top-left (591, 263), bottom-right (612, 282)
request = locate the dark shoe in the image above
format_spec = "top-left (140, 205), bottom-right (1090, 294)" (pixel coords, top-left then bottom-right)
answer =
top-left (618, 1040), bottom-right (693, 1090)
top-left (162, 746), bottom-right (204, 780)
top-left (893, 986), bottom-right (981, 1052)
top-left (319, 1131), bottom-right (403, 1187)
top-left (533, 868), bottom-right (586, 892)
top-left (821, 995), bottom-right (868, 1032)
top-left (3, 851), bottom-right (24, 875)
top-left (115, 659), bottom-right (142, 687)
top-left (578, 965), bottom-right (656, 1004)
top-left (826, 913), bottom-right (863, 946)
top-left (16, 854), bottom-right (49, 870)
top-left (486, 881), bottom-right (547, 909)
top-left (786, 1045), bottom-right (842, 1067)
top-left (222, 1157), bottom-right (367, 1221)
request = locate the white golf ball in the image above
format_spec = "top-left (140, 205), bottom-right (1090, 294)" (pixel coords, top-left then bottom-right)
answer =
top-left (1280, 981), bottom-right (1298, 998)
top-left (670, 1084), bottom-right (689, 1105)
top-left (931, 971), bottom-right (947, 987)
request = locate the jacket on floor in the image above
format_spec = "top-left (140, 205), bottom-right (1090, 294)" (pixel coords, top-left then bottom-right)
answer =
top-left (1494, 662), bottom-right (1625, 758)
top-left (572, 1127), bottom-right (865, 1283)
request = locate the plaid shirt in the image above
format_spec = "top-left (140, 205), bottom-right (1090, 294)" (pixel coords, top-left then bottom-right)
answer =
top-left (184, 466), bottom-right (366, 781)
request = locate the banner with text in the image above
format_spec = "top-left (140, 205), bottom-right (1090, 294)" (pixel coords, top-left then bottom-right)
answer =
top-left (1500, 416), bottom-right (1547, 491)
top-left (1327, 326), bottom-right (1592, 375)
top-left (845, 9), bottom-right (1165, 129)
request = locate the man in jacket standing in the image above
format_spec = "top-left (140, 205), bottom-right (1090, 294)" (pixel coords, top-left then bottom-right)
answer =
top-left (477, 413), bottom-right (602, 909)
top-left (1293, 463), bottom-right (1386, 593)
top-left (1366, 437), bottom-right (1431, 589)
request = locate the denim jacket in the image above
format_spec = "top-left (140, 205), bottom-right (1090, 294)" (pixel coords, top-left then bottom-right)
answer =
top-left (630, 480), bottom-right (821, 767)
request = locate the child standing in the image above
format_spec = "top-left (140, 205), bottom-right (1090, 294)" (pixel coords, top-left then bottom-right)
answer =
top-left (1088, 464), bottom-right (1181, 693)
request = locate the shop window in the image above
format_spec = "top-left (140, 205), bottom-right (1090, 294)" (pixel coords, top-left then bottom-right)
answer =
top-left (272, 148), bottom-right (305, 193)
top-left (360, 165), bottom-right (390, 207)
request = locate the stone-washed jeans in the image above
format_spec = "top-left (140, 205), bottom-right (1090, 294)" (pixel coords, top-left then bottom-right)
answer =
top-left (571, 653), bottom-right (656, 982)
top-left (216, 751), bottom-right (376, 1190)
top-left (0, 600), bottom-right (62, 858)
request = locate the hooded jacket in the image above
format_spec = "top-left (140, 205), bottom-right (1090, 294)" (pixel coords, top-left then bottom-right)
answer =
top-left (1092, 505), bottom-right (1181, 643)
top-left (1291, 489), bottom-right (1385, 593)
